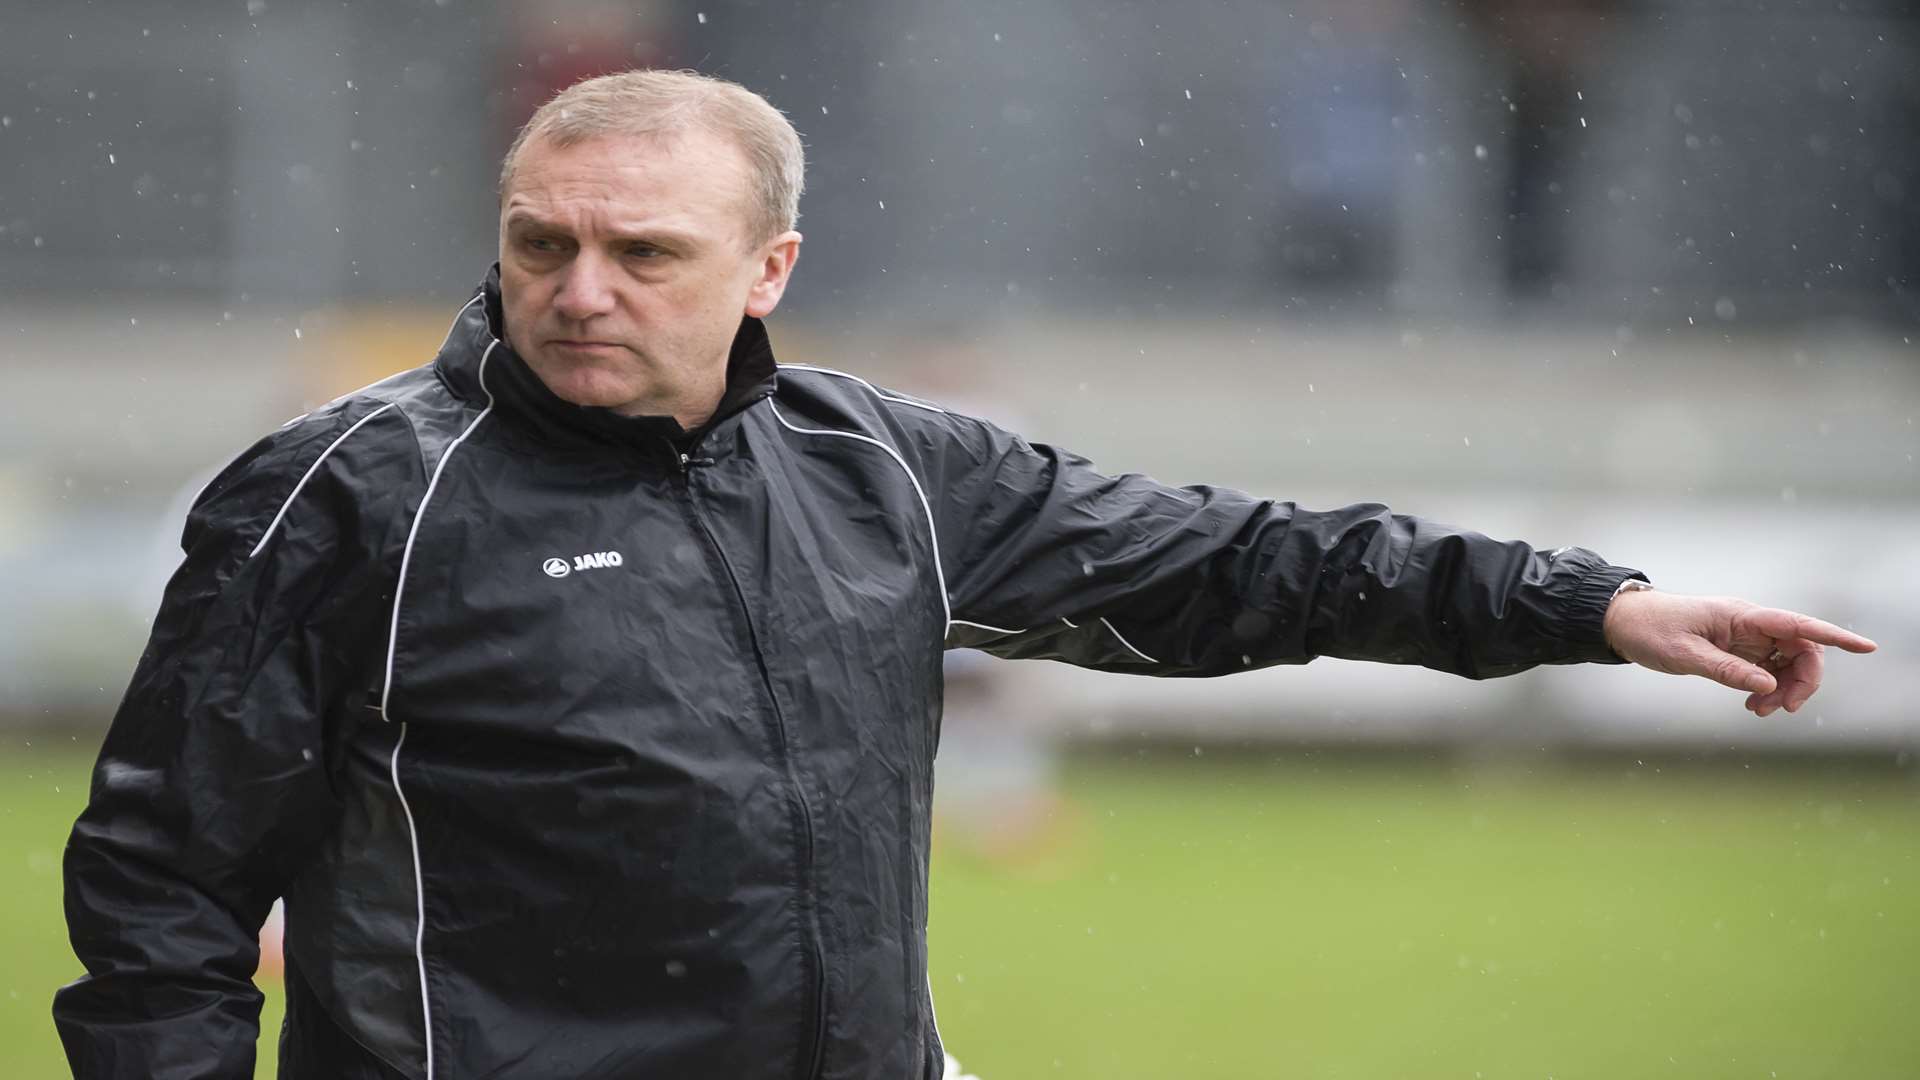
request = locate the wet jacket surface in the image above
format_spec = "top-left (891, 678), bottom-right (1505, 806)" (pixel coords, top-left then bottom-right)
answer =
top-left (54, 268), bottom-right (1647, 1079)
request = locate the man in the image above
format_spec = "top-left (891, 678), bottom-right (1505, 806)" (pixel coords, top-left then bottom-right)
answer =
top-left (54, 69), bottom-right (1876, 1080)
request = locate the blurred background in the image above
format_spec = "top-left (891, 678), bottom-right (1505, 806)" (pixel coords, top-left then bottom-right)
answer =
top-left (3, 1), bottom-right (1915, 1077)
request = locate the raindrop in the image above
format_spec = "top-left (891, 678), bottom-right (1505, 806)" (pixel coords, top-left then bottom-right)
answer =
top-left (1184, 89), bottom-right (1192, 100)
top-left (1473, 144), bottom-right (1487, 160)
top-left (877, 200), bottom-right (885, 210)
top-left (664, 959), bottom-right (687, 977)
top-left (695, 11), bottom-right (707, 23)
top-left (1713, 297), bottom-right (1737, 321)
top-left (293, 327), bottom-right (302, 339)
top-left (1462, 436), bottom-right (1472, 447)
top-left (1579, 117), bottom-right (1588, 128)
top-left (108, 153), bottom-right (116, 165)
top-left (246, 0), bottom-right (267, 14)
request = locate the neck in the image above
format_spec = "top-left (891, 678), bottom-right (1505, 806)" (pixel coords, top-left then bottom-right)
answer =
top-left (615, 375), bottom-right (724, 431)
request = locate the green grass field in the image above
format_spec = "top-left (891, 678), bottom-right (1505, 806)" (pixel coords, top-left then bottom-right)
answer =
top-left (7, 738), bottom-right (1917, 1078)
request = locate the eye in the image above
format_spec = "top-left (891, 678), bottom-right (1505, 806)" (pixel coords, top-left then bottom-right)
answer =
top-left (626, 244), bottom-right (663, 259)
top-left (525, 235), bottom-right (563, 253)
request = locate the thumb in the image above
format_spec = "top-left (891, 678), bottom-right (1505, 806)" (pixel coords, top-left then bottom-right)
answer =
top-left (1671, 634), bottom-right (1777, 694)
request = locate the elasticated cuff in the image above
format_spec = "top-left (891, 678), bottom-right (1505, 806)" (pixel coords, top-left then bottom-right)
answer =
top-left (1560, 564), bottom-right (1651, 664)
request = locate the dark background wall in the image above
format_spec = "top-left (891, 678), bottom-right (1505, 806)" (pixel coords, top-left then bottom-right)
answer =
top-left (4, 0), bottom-right (1914, 324)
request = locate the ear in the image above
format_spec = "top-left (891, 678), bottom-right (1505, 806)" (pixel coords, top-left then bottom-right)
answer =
top-left (744, 231), bottom-right (803, 318)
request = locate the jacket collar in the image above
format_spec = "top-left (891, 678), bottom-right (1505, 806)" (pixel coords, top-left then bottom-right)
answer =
top-left (433, 264), bottom-right (779, 455)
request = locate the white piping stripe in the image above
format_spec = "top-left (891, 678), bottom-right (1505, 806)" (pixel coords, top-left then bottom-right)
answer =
top-left (380, 339), bottom-right (498, 721)
top-left (768, 400), bottom-right (953, 628)
top-left (388, 723), bottom-right (434, 1080)
top-left (248, 403), bottom-right (398, 559)
top-left (1100, 617), bottom-right (1159, 664)
top-left (225, 294), bottom-right (480, 530)
top-left (774, 366), bottom-right (1161, 669)
top-left (777, 363), bottom-right (951, 415)
top-left (436, 292), bottom-right (485, 356)
top-left (279, 295), bottom-right (478, 436)
top-left (378, 331), bottom-right (495, 1080)
top-left (966, 614), bottom-right (1158, 663)
top-left (949, 618), bottom-right (1026, 636)
top-left (927, 974), bottom-right (946, 1069)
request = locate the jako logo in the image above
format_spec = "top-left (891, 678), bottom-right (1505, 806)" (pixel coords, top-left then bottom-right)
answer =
top-left (546, 551), bottom-right (624, 578)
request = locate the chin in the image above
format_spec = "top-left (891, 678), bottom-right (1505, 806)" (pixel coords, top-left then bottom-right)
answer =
top-left (552, 386), bottom-right (634, 410)
top-left (529, 355), bottom-right (647, 411)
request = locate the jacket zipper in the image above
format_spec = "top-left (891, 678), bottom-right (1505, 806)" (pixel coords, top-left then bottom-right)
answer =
top-left (669, 445), bottom-right (830, 1080)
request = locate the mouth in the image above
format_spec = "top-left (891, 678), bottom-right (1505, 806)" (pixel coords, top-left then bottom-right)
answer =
top-left (548, 339), bottom-right (624, 353)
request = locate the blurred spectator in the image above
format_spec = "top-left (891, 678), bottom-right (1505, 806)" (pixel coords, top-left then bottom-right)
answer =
top-left (1463, 0), bottom-right (1624, 296)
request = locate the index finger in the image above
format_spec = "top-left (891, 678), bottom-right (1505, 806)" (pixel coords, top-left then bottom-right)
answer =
top-left (1746, 606), bottom-right (1878, 654)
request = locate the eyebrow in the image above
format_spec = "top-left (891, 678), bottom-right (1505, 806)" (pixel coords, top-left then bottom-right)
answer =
top-left (502, 211), bottom-right (702, 251)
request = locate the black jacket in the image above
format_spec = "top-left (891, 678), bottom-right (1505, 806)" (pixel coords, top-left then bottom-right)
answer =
top-left (55, 268), bottom-right (1646, 1080)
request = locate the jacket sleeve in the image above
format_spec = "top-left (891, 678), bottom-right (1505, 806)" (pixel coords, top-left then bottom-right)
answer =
top-left (53, 405), bottom-right (407, 1079)
top-left (916, 409), bottom-right (1647, 678)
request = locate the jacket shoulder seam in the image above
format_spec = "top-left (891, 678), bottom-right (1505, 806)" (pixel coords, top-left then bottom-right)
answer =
top-left (776, 363), bottom-right (950, 416)
top-left (248, 402), bottom-right (414, 560)
top-left (378, 396), bottom-right (430, 492)
top-left (774, 364), bottom-right (1001, 452)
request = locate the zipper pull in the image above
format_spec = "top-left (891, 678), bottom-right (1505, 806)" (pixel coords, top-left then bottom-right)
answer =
top-left (678, 451), bottom-right (691, 470)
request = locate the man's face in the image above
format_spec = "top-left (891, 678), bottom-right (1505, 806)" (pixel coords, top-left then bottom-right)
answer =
top-left (497, 129), bottom-right (800, 419)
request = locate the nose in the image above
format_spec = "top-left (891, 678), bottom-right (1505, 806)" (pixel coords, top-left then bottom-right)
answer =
top-left (551, 251), bottom-right (615, 323)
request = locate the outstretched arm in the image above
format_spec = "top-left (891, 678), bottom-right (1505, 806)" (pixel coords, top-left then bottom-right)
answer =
top-left (1602, 589), bottom-right (1878, 715)
top-left (903, 406), bottom-right (1646, 679)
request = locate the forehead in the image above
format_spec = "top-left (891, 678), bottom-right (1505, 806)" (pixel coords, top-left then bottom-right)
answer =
top-left (502, 128), bottom-right (752, 237)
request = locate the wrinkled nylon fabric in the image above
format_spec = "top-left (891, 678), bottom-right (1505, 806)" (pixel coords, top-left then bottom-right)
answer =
top-left (56, 267), bottom-right (1645, 1080)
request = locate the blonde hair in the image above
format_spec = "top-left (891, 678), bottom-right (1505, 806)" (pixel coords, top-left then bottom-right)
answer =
top-left (499, 69), bottom-right (805, 245)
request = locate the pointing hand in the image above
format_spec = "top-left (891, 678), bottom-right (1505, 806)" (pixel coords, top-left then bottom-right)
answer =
top-left (1601, 590), bottom-right (1878, 716)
